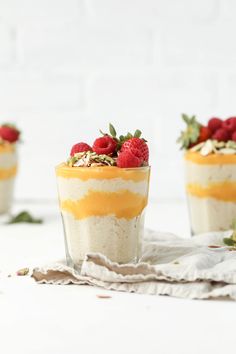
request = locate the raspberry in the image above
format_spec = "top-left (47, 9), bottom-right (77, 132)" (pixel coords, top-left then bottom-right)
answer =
top-left (212, 128), bottom-right (229, 142)
top-left (222, 117), bottom-right (236, 133)
top-left (0, 125), bottom-right (20, 143)
top-left (231, 131), bottom-right (236, 142)
top-left (121, 138), bottom-right (149, 162)
top-left (93, 136), bottom-right (117, 155)
top-left (70, 142), bottom-right (92, 156)
top-left (208, 118), bottom-right (222, 133)
top-left (117, 148), bottom-right (143, 168)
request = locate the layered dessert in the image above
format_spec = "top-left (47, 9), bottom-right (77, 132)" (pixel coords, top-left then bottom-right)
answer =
top-left (56, 124), bottom-right (150, 267)
top-left (0, 124), bottom-right (20, 214)
top-left (178, 114), bottom-right (236, 234)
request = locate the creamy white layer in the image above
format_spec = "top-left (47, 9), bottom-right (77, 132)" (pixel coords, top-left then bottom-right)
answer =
top-left (57, 176), bottom-right (147, 200)
top-left (62, 211), bottom-right (145, 264)
top-left (187, 195), bottom-right (236, 234)
top-left (185, 160), bottom-right (236, 185)
top-left (0, 151), bottom-right (17, 169)
top-left (0, 178), bottom-right (15, 214)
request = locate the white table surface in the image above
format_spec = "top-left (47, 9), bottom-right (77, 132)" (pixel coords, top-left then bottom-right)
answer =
top-left (0, 200), bottom-right (235, 354)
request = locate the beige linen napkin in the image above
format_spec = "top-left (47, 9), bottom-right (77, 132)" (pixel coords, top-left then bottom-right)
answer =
top-left (32, 230), bottom-right (236, 300)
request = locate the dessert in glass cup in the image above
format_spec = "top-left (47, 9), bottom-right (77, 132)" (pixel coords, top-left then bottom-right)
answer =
top-left (56, 124), bottom-right (150, 268)
top-left (178, 114), bottom-right (236, 235)
top-left (0, 124), bottom-right (20, 214)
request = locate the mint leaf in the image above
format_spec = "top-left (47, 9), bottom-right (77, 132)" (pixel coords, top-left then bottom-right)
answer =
top-left (223, 237), bottom-right (235, 246)
top-left (7, 211), bottom-right (43, 224)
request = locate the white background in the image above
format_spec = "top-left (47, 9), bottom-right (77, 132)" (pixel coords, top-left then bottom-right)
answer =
top-left (0, 0), bottom-right (235, 201)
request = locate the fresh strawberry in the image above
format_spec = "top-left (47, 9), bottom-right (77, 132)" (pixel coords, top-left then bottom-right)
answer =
top-left (0, 124), bottom-right (20, 143)
top-left (212, 128), bottom-right (229, 142)
top-left (208, 117), bottom-right (222, 133)
top-left (70, 142), bottom-right (92, 156)
top-left (117, 148), bottom-right (143, 168)
top-left (93, 136), bottom-right (117, 155)
top-left (222, 117), bottom-right (236, 133)
top-left (121, 138), bottom-right (149, 163)
top-left (197, 126), bottom-right (212, 143)
top-left (231, 131), bottom-right (236, 142)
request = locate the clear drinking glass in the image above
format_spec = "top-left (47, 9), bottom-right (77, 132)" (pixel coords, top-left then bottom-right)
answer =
top-left (0, 144), bottom-right (17, 214)
top-left (56, 164), bottom-right (150, 269)
top-left (185, 150), bottom-right (236, 235)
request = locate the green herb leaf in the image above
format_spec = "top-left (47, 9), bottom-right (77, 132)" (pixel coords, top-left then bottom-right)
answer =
top-left (109, 123), bottom-right (117, 138)
top-left (126, 132), bottom-right (133, 139)
top-left (99, 129), bottom-right (106, 136)
top-left (223, 237), bottom-right (236, 246)
top-left (134, 129), bottom-right (142, 138)
top-left (177, 114), bottom-right (200, 150)
top-left (7, 211), bottom-right (43, 224)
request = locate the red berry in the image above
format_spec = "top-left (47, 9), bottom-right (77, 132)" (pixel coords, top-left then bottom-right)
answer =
top-left (117, 148), bottom-right (143, 168)
top-left (207, 118), bottom-right (222, 133)
top-left (0, 125), bottom-right (20, 143)
top-left (121, 138), bottom-right (149, 163)
top-left (93, 136), bottom-right (117, 155)
top-left (70, 142), bottom-right (92, 156)
top-left (222, 117), bottom-right (236, 133)
top-left (197, 126), bottom-right (212, 143)
top-left (231, 131), bottom-right (236, 142)
top-left (212, 128), bottom-right (229, 142)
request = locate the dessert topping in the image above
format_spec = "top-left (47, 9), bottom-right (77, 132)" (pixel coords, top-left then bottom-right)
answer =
top-left (93, 136), bottom-right (117, 156)
top-left (67, 123), bottom-right (149, 168)
top-left (120, 137), bottom-right (149, 162)
top-left (117, 148), bottom-right (143, 168)
top-left (178, 114), bottom-right (236, 152)
top-left (190, 139), bottom-right (236, 156)
top-left (207, 117), bottom-right (222, 133)
top-left (212, 128), bottom-right (229, 142)
top-left (177, 114), bottom-right (201, 149)
top-left (0, 124), bottom-right (20, 143)
top-left (70, 142), bottom-right (92, 156)
top-left (222, 117), bottom-right (236, 133)
top-left (68, 151), bottom-right (116, 167)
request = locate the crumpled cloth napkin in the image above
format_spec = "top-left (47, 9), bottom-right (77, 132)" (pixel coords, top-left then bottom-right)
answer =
top-left (32, 229), bottom-right (236, 300)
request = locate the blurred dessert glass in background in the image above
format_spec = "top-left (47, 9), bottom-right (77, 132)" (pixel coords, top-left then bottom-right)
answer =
top-left (178, 115), bottom-right (236, 235)
top-left (0, 124), bottom-right (20, 214)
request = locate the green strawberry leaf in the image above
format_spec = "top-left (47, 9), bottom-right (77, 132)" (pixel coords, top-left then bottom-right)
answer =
top-left (177, 114), bottom-right (200, 149)
top-left (134, 129), bottom-right (142, 138)
top-left (109, 123), bottom-right (117, 138)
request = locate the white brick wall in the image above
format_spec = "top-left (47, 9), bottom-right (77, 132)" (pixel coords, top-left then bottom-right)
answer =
top-left (0, 0), bottom-right (234, 201)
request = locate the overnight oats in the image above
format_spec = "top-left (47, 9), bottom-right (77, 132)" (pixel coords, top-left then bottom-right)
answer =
top-left (0, 124), bottom-right (20, 214)
top-left (56, 124), bottom-right (150, 268)
top-left (178, 114), bottom-right (236, 234)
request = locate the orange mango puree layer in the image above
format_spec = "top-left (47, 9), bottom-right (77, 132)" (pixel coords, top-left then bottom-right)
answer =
top-left (0, 143), bottom-right (15, 154)
top-left (0, 166), bottom-right (17, 180)
top-left (185, 151), bottom-right (236, 165)
top-left (186, 181), bottom-right (236, 202)
top-left (60, 189), bottom-right (148, 220)
top-left (56, 163), bottom-right (150, 182)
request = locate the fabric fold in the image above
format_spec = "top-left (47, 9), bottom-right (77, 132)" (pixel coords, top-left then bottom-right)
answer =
top-left (32, 230), bottom-right (236, 300)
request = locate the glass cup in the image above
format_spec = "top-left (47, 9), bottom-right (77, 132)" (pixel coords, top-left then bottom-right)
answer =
top-left (0, 143), bottom-right (17, 214)
top-left (185, 150), bottom-right (236, 235)
top-left (56, 164), bottom-right (150, 269)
